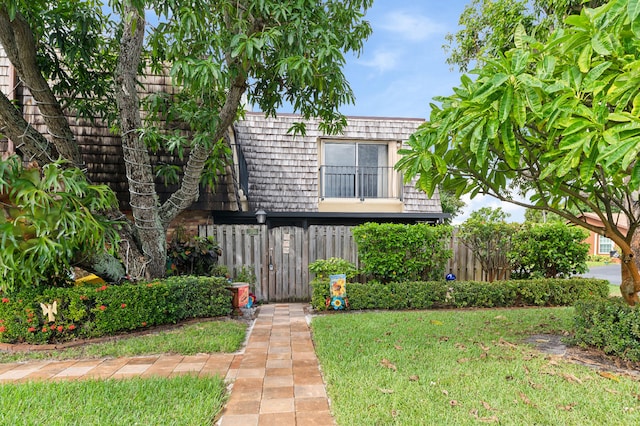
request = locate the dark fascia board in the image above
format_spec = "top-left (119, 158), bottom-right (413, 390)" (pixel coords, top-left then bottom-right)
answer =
top-left (211, 210), bottom-right (450, 228)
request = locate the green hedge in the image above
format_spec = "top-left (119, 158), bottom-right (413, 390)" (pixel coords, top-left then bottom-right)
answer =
top-left (0, 276), bottom-right (232, 344)
top-left (571, 298), bottom-right (640, 362)
top-left (311, 278), bottom-right (609, 311)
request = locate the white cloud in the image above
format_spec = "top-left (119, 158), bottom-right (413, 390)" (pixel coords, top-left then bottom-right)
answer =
top-left (378, 11), bottom-right (447, 42)
top-left (358, 48), bottom-right (401, 73)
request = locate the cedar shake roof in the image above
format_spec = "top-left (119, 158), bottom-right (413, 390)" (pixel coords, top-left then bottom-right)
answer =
top-left (232, 112), bottom-right (441, 213)
top-left (1, 48), bottom-right (441, 216)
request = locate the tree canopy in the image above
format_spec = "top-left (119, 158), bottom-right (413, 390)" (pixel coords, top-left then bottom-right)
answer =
top-left (0, 0), bottom-right (372, 282)
top-left (397, 0), bottom-right (640, 304)
top-left (444, 0), bottom-right (608, 71)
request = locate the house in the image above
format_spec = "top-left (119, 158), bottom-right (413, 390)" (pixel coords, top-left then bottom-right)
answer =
top-left (577, 212), bottom-right (628, 260)
top-left (1, 47), bottom-right (446, 300)
top-left (197, 113), bottom-right (447, 301)
top-left (218, 112), bottom-right (445, 225)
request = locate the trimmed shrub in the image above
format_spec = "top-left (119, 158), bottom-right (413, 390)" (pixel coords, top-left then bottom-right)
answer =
top-left (571, 298), bottom-right (640, 362)
top-left (310, 278), bottom-right (609, 311)
top-left (508, 222), bottom-right (589, 279)
top-left (352, 222), bottom-right (453, 283)
top-left (308, 258), bottom-right (358, 280)
top-left (0, 276), bottom-right (231, 344)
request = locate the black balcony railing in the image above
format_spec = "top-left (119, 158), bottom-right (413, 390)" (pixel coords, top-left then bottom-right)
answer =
top-left (319, 165), bottom-right (402, 200)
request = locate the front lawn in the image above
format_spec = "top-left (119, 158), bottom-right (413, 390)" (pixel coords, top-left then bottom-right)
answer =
top-left (312, 308), bottom-right (640, 425)
top-left (0, 318), bottom-right (246, 424)
top-left (0, 318), bottom-right (246, 363)
top-left (0, 375), bottom-right (226, 425)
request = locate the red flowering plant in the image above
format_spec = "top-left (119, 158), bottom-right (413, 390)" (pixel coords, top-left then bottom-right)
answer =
top-left (1, 275), bottom-right (233, 343)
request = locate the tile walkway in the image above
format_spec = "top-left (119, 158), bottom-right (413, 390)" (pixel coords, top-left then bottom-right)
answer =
top-left (0, 303), bottom-right (335, 426)
top-left (218, 303), bottom-right (334, 426)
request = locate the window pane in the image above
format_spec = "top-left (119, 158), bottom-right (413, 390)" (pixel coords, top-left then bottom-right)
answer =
top-left (598, 236), bottom-right (613, 254)
top-left (358, 144), bottom-right (387, 198)
top-left (324, 143), bottom-right (355, 197)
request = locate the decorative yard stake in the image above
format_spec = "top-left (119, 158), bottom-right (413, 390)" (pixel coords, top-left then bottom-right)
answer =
top-left (40, 301), bottom-right (57, 322)
top-left (328, 274), bottom-right (348, 310)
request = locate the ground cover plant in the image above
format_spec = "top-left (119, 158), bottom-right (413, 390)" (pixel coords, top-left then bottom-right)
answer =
top-left (0, 375), bottom-right (226, 425)
top-left (312, 308), bottom-right (640, 425)
top-left (0, 319), bottom-right (246, 363)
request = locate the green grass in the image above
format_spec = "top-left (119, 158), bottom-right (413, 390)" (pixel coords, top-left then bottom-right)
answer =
top-left (0, 375), bottom-right (227, 425)
top-left (312, 308), bottom-right (640, 425)
top-left (0, 319), bottom-right (246, 363)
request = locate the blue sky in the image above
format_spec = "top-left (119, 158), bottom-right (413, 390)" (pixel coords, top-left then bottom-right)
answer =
top-left (333, 0), bottom-right (527, 223)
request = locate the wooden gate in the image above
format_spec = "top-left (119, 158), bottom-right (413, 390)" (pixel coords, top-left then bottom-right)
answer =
top-left (199, 224), bottom-right (358, 302)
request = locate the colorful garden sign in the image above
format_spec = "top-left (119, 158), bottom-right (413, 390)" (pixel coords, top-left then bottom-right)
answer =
top-left (328, 274), bottom-right (348, 310)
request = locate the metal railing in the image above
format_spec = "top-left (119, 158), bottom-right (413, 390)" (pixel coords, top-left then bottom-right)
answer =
top-left (319, 165), bottom-right (403, 200)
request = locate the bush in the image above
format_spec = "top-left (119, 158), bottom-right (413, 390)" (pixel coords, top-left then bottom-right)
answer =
top-left (167, 230), bottom-right (221, 276)
top-left (458, 207), bottom-right (516, 282)
top-left (308, 258), bottom-right (358, 280)
top-left (509, 222), bottom-right (589, 279)
top-left (352, 222), bottom-right (452, 283)
top-left (0, 276), bottom-right (232, 344)
top-left (0, 156), bottom-right (120, 293)
top-left (571, 298), bottom-right (640, 362)
top-left (310, 278), bottom-right (609, 311)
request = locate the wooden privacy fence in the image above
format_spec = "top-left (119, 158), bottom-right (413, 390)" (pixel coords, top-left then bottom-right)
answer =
top-left (199, 224), bottom-right (489, 302)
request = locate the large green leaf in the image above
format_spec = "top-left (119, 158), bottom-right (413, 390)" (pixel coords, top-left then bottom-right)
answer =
top-left (500, 123), bottom-right (518, 168)
top-left (577, 43), bottom-right (592, 73)
top-left (591, 32), bottom-right (614, 56)
top-left (499, 85), bottom-right (513, 123)
top-left (599, 137), bottom-right (640, 167)
top-left (581, 61), bottom-right (612, 92)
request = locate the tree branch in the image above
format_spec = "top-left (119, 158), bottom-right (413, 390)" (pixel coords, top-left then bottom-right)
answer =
top-left (0, 6), bottom-right (82, 166)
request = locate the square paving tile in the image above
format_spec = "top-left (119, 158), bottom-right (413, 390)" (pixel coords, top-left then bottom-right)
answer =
top-left (265, 367), bottom-right (293, 377)
top-left (261, 386), bottom-right (293, 400)
top-left (236, 368), bottom-right (265, 378)
top-left (263, 375), bottom-right (293, 388)
top-left (295, 397), bottom-right (330, 412)
top-left (259, 397), bottom-right (294, 414)
top-left (228, 387), bottom-right (262, 401)
top-left (257, 412), bottom-right (296, 425)
top-left (294, 384), bottom-right (327, 398)
top-left (232, 377), bottom-right (264, 390)
top-left (218, 414), bottom-right (259, 426)
top-left (224, 398), bottom-right (261, 415)
top-left (173, 362), bottom-right (205, 373)
top-left (266, 359), bottom-right (292, 369)
top-left (267, 353), bottom-right (291, 360)
top-left (293, 374), bottom-right (324, 386)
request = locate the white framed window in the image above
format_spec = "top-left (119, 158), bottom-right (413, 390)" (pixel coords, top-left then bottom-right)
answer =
top-left (598, 235), bottom-right (613, 255)
top-left (320, 141), bottom-right (396, 199)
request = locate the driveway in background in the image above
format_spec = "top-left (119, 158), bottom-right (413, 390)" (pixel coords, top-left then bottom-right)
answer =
top-left (578, 264), bottom-right (621, 285)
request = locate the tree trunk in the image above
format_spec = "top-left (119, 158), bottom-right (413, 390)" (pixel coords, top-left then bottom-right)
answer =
top-left (0, 7), bottom-right (82, 166)
top-left (625, 231), bottom-right (640, 305)
top-left (114, 4), bottom-right (166, 280)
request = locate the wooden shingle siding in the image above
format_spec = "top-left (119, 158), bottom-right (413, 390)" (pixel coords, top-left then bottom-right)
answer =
top-left (3, 65), bottom-right (236, 211)
top-left (233, 112), bottom-right (441, 213)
